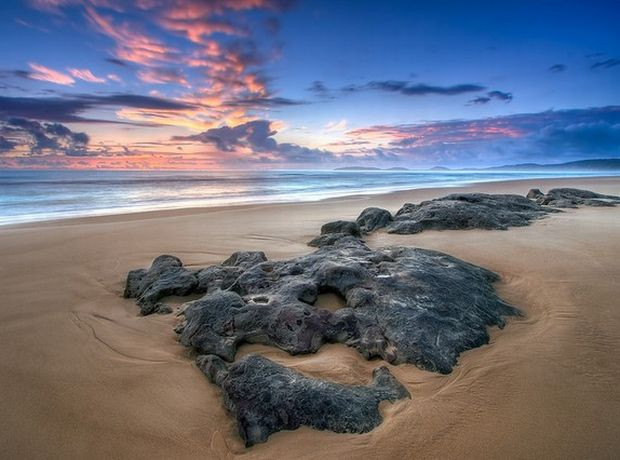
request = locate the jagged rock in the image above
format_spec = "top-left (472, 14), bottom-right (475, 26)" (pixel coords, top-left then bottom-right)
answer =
top-left (388, 193), bottom-right (553, 234)
top-left (356, 207), bottom-right (393, 233)
top-left (153, 303), bottom-right (173, 314)
top-left (308, 232), bottom-right (360, 248)
top-left (320, 220), bottom-right (361, 237)
top-left (177, 237), bottom-right (519, 373)
top-left (124, 255), bottom-right (198, 315)
top-left (526, 188), bottom-right (544, 199)
top-left (196, 265), bottom-right (243, 293)
top-left (197, 354), bottom-right (410, 447)
top-left (222, 251), bottom-right (268, 268)
top-left (126, 252), bottom-right (270, 314)
top-left (529, 188), bottom-right (620, 208)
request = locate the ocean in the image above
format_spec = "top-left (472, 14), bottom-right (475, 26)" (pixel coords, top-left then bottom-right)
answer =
top-left (0, 169), bottom-right (616, 225)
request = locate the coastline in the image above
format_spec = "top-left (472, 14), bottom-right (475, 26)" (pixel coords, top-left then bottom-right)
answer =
top-left (4, 174), bottom-right (619, 230)
top-left (1, 176), bottom-right (619, 458)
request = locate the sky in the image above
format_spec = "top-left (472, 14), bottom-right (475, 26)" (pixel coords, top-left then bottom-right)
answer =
top-left (0, 0), bottom-right (618, 170)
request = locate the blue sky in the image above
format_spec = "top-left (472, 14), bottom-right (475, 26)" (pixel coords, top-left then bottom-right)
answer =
top-left (0, 0), bottom-right (618, 169)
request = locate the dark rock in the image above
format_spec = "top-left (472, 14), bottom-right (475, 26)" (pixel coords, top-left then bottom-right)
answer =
top-left (153, 303), bottom-right (173, 314)
top-left (388, 193), bottom-right (553, 234)
top-left (320, 220), bottom-right (361, 237)
top-left (196, 265), bottom-right (243, 293)
top-left (125, 252), bottom-right (270, 315)
top-left (532, 188), bottom-right (620, 208)
top-left (124, 255), bottom-right (198, 316)
top-left (308, 232), bottom-right (360, 248)
top-left (177, 237), bottom-right (519, 373)
top-left (196, 354), bottom-right (410, 447)
top-left (356, 207), bottom-right (393, 233)
top-left (526, 188), bottom-right (544, 199)
top-left (222, 251), bottom-right (268, 268)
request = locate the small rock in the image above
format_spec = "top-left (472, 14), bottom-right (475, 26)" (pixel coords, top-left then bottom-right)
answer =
top-left (320, 220), bottom-right (361, 237)
top-left (356, 207), bottom-right (393, 233)
top-left (154, 303), bottom-right (173, 314)
top-left (526, 188), bottom-right (544, 199)
top-left (308, 232), bottom-right (359, 248)
top-left (124, 255), bottom-right (198, 316)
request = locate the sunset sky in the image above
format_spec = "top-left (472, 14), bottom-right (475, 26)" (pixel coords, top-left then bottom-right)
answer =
top-left (0, 0), bottom-right (618, 169)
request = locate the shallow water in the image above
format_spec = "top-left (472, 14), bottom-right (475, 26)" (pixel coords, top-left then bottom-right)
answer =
top-left (0, 169), bottom-right (616, 225)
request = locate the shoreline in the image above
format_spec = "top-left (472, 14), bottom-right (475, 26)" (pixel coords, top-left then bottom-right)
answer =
top-left (4, 174), bottom-right (619, 230)
top-left (1, 176), bottom-right (619, 458)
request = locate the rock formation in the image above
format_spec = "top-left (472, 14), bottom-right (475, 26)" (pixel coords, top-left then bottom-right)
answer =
top-left (157, 237), bottom-right (520, 374)
top-left (197, 354), bottom-right (410, 446)
top-left (356, 207), bottom-right (393, 233)
top-left (527, 187), bottom-right (620, 208)
top-left (124, 255), bottom-right (198, 315)
top-left (320, 220), bottom-right (361, 237)
top-left (388, 193), bottom-right (554, 234)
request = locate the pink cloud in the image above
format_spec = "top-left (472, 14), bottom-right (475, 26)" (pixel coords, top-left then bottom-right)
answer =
top-left (107, 73), bottom-right (122, 83)
top-left (85, 6), bottom-right (178, 65)
top-left (68, 68), bottom-right (107, 83)
top-left (28, 63), bottom-right (75, 85)
top-left (137, 68), bottom-right (190, 87)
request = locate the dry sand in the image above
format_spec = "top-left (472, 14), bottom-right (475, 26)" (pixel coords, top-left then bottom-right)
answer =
top-left (0, 176), bottom-right (619, 459)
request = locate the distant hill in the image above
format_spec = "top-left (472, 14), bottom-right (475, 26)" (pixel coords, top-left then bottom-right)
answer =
top-left (430, 159), bottom-right (620, 172)
top-left (485, 159), bottom-right (620, 171)
top-left (335, 166), bottom-right (410, 171)
top-left (429, 166), bottom-right (451, 171)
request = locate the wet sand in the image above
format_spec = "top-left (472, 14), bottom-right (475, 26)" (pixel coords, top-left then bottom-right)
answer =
top-left (0, 176), bottom-right (619, 459)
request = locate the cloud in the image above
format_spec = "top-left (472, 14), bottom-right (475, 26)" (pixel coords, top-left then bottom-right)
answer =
top-left (0, 94), bottom-right (198, 124)
top-left (590, 58), bottom-right (620, 70)
top-left (548, 64), bottom-right (566, 73)
top-left (487, 90), bottom-right (513, 102)
top-left (224, 95), bottom-right (307, 107)
top-left (344, 106), bottom-right (620, 167)
top-left (174, 119), bottom-right (275, 151)
top-left (1, 117), bottom-right (91, 156)
top-left (28, 63), bottom-right (75, 85)
top-left (307, 80), bottom-right (334, 99)
top-left (14, 18), bottom-right (50, 33)
top-left (344, 80), bottom-right (486, 97)
top-left (0, 135), bottom-right (17, 152)
top-left (68, 68), bottom-right (107, 83)
top-left (173, 119), bottom-right (334, 164)
top-left (85, 6), bottom-right (179, 65)
top-left (105, 57), bottom-right (128, 67)
top-left (137, 67), bottom-right (190, 87)
top-left (24, 0), bottom-right (297, 130)
top-left (324, 119), bottom-right (347, 132)
top-left (536, 121), bottom-right (620, 155)
top-left (152, 0), bottom-right (294, 44)
top-left (468, 96), bottom-right (491, 105)
top-left (468, 90), bottom-right (513, 105)
top-left (107, 73), bottom-right (122, 83)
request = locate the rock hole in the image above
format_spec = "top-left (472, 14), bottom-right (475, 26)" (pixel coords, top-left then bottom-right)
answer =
top-left (251, 295), bottom-right (270, 304)
top-left (314, 292), bottom-right (347, 312)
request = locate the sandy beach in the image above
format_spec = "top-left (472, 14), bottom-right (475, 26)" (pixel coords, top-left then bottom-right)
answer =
top-left (1, 176), bottom-right (619, 459)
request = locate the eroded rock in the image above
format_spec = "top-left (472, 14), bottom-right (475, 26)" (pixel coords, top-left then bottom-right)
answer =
top-left (388, 193), bottom-right (553, 234)
top-left (176, 237), bottom-right (519, 373)
top-left (124, 255), bottom-right (198, 315)
top-left (197, 354), bottom-right (410, 447)
top-left (308, 232), bottom-right (360, 248)
top-left (528, 188), bottom-right (620, 208)
top-left (320, 220), bottom-right (361, 237)
top-left (356, 207), bottom-right (393, 233)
